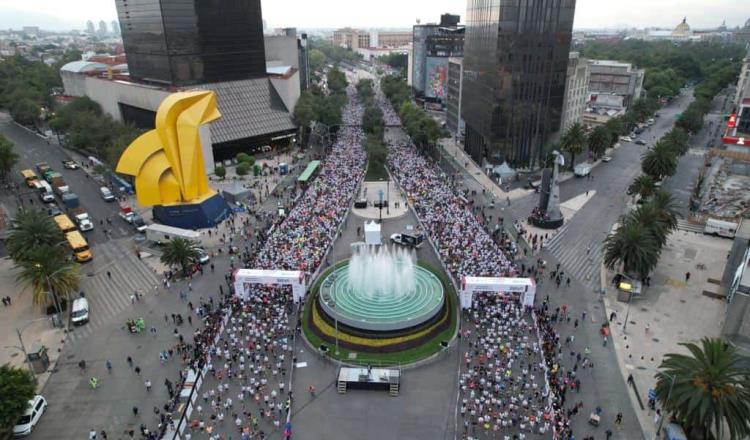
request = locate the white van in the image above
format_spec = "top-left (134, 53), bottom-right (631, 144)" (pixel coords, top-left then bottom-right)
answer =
top-left (704, 218), bottom-right (739, 238)
top-left (145, 223), bottom-right (202, 245)
top-left (71, 297), bottom-right (89, 325)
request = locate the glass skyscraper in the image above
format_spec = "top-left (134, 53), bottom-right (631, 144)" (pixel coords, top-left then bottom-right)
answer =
top-left (461, 0), bottom-right (576, 169)
top-left (115, 0), bottom-right (267, 86)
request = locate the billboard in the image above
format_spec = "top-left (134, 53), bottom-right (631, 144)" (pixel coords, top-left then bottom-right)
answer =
top-left (425, 57), bottom-right (449, 99)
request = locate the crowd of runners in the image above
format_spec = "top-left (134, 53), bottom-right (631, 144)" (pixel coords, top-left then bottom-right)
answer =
top-left (376, 93), bottom-right (589, 439)
top-left (175, 86), bottom-right (366, 439)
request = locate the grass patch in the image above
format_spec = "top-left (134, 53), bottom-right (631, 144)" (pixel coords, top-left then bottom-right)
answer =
top-left (364, 160), bottom-right (389, 181)
top-left (301, 260), bottom-right (457, 366)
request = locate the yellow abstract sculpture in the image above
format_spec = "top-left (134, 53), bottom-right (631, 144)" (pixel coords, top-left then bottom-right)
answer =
top-left (116, 91), bottom-right (221, 207)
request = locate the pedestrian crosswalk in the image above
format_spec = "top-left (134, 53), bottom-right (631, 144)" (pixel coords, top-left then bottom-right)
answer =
top-left (543, 227), bottom-right (603, 293)
top-left (65, 240), bottom-right (160, 344)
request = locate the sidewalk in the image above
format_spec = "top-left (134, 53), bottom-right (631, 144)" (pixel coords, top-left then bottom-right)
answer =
top-left (439, 137), bottom-right (616, 202)
top-left (599, 230), bottom-right (731, 439)
top-left (0, 258), bottom-right (66, 391)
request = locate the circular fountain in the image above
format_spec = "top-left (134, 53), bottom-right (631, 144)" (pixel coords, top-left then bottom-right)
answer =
top-left (304, 245), bottom-right (455, 361)
top-left (318, 246), bottom-right (444, 332)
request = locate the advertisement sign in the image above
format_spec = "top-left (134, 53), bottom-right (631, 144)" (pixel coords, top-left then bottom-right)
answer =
top-left (425, 57), bottom-right (449, 99)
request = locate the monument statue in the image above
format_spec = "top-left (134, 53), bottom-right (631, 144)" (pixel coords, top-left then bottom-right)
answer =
top-left (529, 150), bottom-right (564, 229)
top-left (116, 91), bottom-right (229, 228)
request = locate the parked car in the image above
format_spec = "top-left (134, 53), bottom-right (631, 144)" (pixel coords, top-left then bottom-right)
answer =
top-left (13, 395), bottom-right (47, 436)
top-left (635, 139), bottom-right (647, 146)
top-left (601, 155), bottom-right (612, 162)
top-left (100, 187), bottom-right (115, 202)
top-left (46, 204), bottom-right (62, 217)
top-left (619, 136), bottom-right (633, 143)
top-left (61, 160), bottom-right (79, 170)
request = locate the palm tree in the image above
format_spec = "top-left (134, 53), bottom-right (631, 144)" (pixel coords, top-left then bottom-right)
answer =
top-left (588, 126), bottom-right (612, 159)
top-left (628, 203), bottom-right (670, 247)
top-left (662, 128), bottom-right (689, 156)
top-left (628, 175), bottom-right (657, 200)
top-left (15, 245), bottom-right (80, 311)
top-left (6, 209), bottom-right (65, 263)
top-left (603, 220), bottom-right (660, 279)
top-left (656, 338), bottom-right (750, 440)
top-left (650, 190), bottom-right (680, 232)
top-left (560, 123), bottom-right (587, 169)
top-left (160, 238), bottom-right (201, 276)
top-left (642, 142), bottom-right (678, 181)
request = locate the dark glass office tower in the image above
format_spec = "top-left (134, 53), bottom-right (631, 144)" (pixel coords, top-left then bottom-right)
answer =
top-left (116, 0), bottom-right (267, 86)
top-left (461, 0), bottom-right (576, 169)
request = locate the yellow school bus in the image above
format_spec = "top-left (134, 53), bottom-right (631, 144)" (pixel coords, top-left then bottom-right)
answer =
top-left (21, 169), bottom-right (39, 187)
top-left (65, 231), bottom-right (92, 262)
top-left (53, 214), bottom-right (77, 234)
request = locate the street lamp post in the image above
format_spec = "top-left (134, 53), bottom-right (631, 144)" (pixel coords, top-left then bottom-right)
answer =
top-left (7, 317), bottom-right (51, 379)
top-left (656, 372), bottom-right (677, 437)
top-left (386, 180), bottom-right (390, 215)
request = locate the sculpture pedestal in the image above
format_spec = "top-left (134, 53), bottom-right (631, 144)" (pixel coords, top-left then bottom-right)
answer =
top-left (528, 215), bottom-right (564, 229)
top-left (153, 193), bottom-right (230, 229)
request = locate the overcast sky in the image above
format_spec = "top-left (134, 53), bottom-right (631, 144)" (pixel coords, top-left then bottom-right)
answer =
top-left (0, 0), bottom-right (748, 31)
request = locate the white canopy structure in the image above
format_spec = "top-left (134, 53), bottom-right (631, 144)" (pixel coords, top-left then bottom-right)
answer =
top-left (364, 220), bottom-right (381, 245)
top-left (460, 276), bottom-right (536, 309)
top-left (233, 269), bottom-right (307, 303)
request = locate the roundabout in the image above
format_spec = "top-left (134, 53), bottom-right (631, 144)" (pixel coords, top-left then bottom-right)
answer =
top-left (302, 250), bottom-right (458, 365)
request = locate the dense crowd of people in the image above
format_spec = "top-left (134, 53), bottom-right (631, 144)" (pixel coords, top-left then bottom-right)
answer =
top-left (376, 93), bottom-right (585, 439)
top-left (179, 86), bottom-right (367, 439)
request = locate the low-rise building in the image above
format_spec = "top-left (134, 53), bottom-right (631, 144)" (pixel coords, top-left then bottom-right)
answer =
top-left (333, 28), bottom-right (370, 50)
top-left (588, 59), bottom-right (644, 109)
top-left (60, 61), bottom-right (297, 166)
top-left (375, 31), bottom-right (412, 48)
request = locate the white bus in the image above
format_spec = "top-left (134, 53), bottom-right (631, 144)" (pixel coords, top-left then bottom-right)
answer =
top-left (145, 224), bottom-right (202, 245)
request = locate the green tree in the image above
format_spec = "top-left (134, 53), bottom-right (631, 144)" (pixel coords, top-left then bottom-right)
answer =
top-left (362, 106), bottom-right (384, 139)
top-left (642, 142), bottom-right (678, 180)
top-left (0, 134), bottom-right (19, 181)
top-left (236, 162), bottom-right (250, 176)
top-left (676, 107), bottom-right (704, 133)
top-left (214, 166), bottom-right (226, 179)
top-left (560, 123), bottom-right (587, 169)
top-left (603, 220), bottom-right (660, 279)
top-left (160, 238), bottom-right (201, 277)
top-left (9, 98), bottom-right (40, 127)
top-left (308, 49), bottom-right (326, 72)
top-left (0, 364), bottom-right (36, 432)
top-left (629, 203), bottom-right (670, 247)
top-left (628, 175), bottom-right (657, 200)
top-left (656, 338), bottom-right (750, 440)
top-left (326, 66), bottom-right (348, 94)
top-left (588, 126), bottom-right (612, 158)
top-left (650, 190), bottom-right (679, 232)
top-left (356, 79), bottom-right (375, 102)
top-left (6, 210), bottom-right (64, 263)
top-left (15, 245), bottom-right (80, 310)
top-left (236, 153), bottom-right (255, 166)
top-left (662, 127), bottom-right (689, 156)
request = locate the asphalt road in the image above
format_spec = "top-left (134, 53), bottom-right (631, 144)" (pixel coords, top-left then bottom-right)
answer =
top-left (0, 113), bottom-right (131, 246)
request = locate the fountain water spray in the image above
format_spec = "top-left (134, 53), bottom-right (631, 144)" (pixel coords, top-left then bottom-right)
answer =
top-left (347, 245), bottom-right (416, 299)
